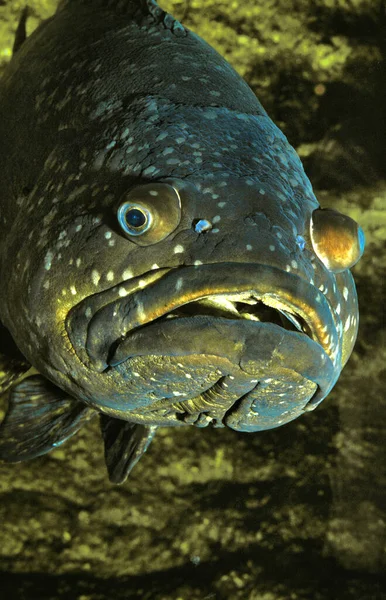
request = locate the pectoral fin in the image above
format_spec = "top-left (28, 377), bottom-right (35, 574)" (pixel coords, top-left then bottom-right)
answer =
top-left (0, 323), bottom-right (31, 394)
top-left (0, 354), bottom-right (31, 395)
top-left (0, 374), bottom-right (95, 462)
top-left (100, 415), bottom-right (157, 484)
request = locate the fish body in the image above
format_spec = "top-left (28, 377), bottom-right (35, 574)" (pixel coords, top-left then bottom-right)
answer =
top-left (0, 0), bottom-right (364, 482)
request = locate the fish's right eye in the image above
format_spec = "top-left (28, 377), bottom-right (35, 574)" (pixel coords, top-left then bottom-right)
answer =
top-left (116, 182), bottom-right (182, 246)
top-left (118, 203), bottom-right (152, 236)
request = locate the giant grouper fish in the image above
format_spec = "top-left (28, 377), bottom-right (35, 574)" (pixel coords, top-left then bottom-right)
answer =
top-left (0, 0), bottom-right (365, 483)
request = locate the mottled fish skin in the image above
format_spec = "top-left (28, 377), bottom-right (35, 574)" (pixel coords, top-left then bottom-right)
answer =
top-left (0, 0), bottom-right (364, 477)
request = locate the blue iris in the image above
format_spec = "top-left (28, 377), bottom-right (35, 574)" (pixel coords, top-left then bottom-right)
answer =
top-left (358, 226), bottom-right (366, 254)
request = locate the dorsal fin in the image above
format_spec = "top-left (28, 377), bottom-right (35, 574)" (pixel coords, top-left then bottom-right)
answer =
top-left (12, 7), bottom-right (30, 55)
top-left (58, 0), bottom-right (186, 35)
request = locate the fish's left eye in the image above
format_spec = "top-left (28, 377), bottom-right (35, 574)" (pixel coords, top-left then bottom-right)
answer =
top-left (310, 207), bottom-right (365, 273)
top-left (116, 182), bottom-right (182, 246)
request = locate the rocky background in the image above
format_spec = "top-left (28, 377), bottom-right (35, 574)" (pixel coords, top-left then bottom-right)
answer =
top-left (0, 1), bottom-right (385, 598)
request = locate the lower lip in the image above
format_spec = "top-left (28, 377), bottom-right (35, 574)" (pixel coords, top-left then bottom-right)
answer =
top-left (109, 314), bottom-right (335, 402)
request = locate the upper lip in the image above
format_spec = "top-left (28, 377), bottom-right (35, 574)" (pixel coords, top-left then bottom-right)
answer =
top-left (66, 262), bottom-right (339, 372)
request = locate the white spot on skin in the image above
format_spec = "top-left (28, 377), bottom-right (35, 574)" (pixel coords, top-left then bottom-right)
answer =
top-left (269, 245), bottom-right (275, 251)
top-left (174, 245), bottom-right (184, 254)
top-left (151, 263), bottom-right (159, 269)
top-left (217, 202), bottom-right (226, 208)
top-left (143, 165), bottom-right (157, 175)
top-left (119, 287), bottom-right (128, 297)
top-left (176, 277), bottom-right (183, 291)
top-left (92, 270), bottom-right (101, 286)
top-left (70, 286), bottom-right (77, 295)
top-left (149, 190), bottom-right (159, 196)
top-left (343, 286), bottom-right (349, 300)
top-left (123, 269), bottom-right (133, 279)
top-left (291, 260), bottom-right (298, 269)
top-left (194, 260), bottom-right (202, 266)
top-left (185, 373), bottom-right (192, 379)
top-left (44, 250), bottom-right (54, 271)
top-left (246, 245), bottom-right (253, 251)
top-left (104, 231), bottom-right (112, 239)
top-left (156, 132), bottom-right (168, 141)
top-left (212, 215), bottom-right (221, 223)
top-left (106, 271), bottom-right (114, 281)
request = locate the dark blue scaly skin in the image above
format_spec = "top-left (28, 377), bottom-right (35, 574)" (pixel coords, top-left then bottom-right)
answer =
top-left (0, 0), bottom-right (360, 440)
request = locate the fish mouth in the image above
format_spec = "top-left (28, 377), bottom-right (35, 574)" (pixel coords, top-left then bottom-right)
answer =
top-left (66, 263), bottom-right (339, 410)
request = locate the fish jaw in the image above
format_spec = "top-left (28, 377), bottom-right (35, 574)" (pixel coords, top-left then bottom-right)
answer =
top-left (65, 262), bottom-right (340, 430)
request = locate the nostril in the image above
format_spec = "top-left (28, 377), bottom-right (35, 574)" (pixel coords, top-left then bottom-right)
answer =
top-left (193, 219), bottom-right (212, 233)
top-left (296, 235), bottom-right (306, 251)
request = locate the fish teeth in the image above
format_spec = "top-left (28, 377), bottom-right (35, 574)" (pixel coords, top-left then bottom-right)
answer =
top-left (194, 296), bottom-right (239, 316)
top-left (238, 313), bottom-right (260, 321)
top-left (278, 309), bottom-right (303, 332)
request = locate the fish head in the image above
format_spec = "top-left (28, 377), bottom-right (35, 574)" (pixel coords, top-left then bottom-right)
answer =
top-left (0, 97), bottom-right (364, 433)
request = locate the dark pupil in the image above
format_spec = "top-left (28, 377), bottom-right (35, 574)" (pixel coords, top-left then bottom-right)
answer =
top-left (125, 208), bottom-right (146, 228)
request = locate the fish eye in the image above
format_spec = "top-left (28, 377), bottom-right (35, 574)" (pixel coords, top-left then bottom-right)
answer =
top-left (116, 182), bottom-right (182, 246)
top-left (117, 203), bottom-right (152, 236)
top-left (310, 207), bottom-right (365, 273)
